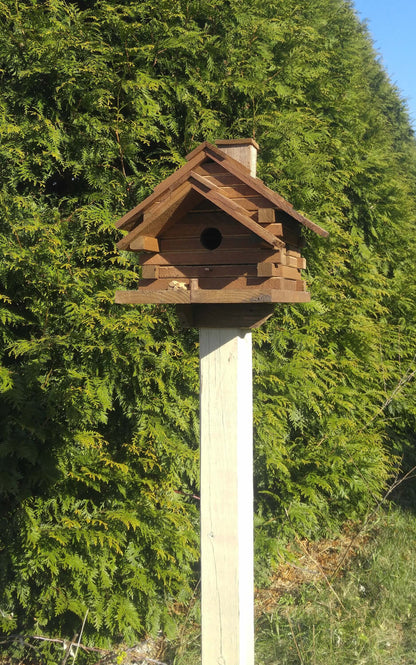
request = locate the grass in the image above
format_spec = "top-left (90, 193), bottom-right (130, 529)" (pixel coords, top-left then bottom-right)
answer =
top-left (169, 503), bottom-right (416, 665)
top-left (2, 504), bottom-right (415, 664)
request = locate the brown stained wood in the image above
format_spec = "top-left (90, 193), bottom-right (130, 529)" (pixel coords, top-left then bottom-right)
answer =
top-left (115, 288), bottom-right (273, 305)
top-left (115, 289), bottom-right (310, 310)
top-left (285, 255), bottom-right (299, 268)
top-left (194, 161), bottom-right (232, 176)
top-left (141, 188), bottom-right (202, 235)
top-left (116, 286), bottom-right (310, 307)
top-left (129, 236), bottom-right (159, 252)
top-left (257, 262), bottom-right (275, 277)
top-left (185, 141), bottom-right (220, 163)
top-left (257, 209), bottom-right (276, 225)
top-left (193, 199), bottom-right (218, 212)
top-left (136, 276), bottom-right (304, 291)
top-left (270, 290), bottom-right (310, 302)
top-left (298, 257), bottom-right (307, 270)
top-left (191, 287), bottom-right (309, 303)
top-left (141, 265), bottom-right (160, 279)
top-left (256, 263), bottom-right (301, 279)
top-left (140, 248), bottom-right (286, 266)
top-left (226, 196), bottom-right (275, 212)
top-left (190, 278), bottom-right (199, 290)
top-left (138, 185), bottom-right (197, 237)
top-left (203, 145), bottom-right (329, 237)
top-left (117, 181), bottom-right (192, 249)
top-left (194, 167), bottom-right (244, 188)
top-left (160, 234), bottom-right (265, 252)
top-left (281, 227), bottom-right (303, 247)
top-left (189, 171), bottom-right (283, 248)
top-left (177, 304), bottom-right (276, 329)
top-left (205, 184), bottom-right (259, 199)
top-left (295, 280), bottom-right (306, 291)
top-left (116, 142), bottom-right (328, 240)
top-left (264, 223), bottom-right (283, 236)
top-left (282, 255), bottom-right (306, 270)
top-left (215, 138), bottom-right (260, 149)
top-left (115, 289), bottom-right (191, 305)
top-left (116, 150), bottom-right (208, 231)
top-left (161, 213), bottom-right (253, 239)
top-left (191, 289), bottom-right (273, 304)
top-left (155, 265), bottom-right (258, 279)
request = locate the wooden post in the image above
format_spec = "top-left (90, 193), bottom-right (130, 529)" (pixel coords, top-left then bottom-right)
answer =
top-left (113, 137), bottom-right (328, 665)
top-left (199, 328), bottom-right (254, 665)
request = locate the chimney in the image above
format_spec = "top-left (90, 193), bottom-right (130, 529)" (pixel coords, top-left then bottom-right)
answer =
top-left (215, 138), bottom-right (259, 177)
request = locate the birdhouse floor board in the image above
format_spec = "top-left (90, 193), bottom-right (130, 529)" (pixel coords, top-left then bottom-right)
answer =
top-left (115, 288), bottom-right (310, 305)
top-left (140, 248), bottom-right (285, 266)
top-left (115, 289), bottom-right (191, 304)
top-left (191, 289), bottom-right (310, 303)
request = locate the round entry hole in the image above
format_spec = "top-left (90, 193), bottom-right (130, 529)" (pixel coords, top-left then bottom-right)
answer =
top-left (200, 227), bottom-right (223, 250)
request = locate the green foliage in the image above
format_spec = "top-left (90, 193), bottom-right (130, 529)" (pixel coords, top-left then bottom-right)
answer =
top-left (170, 505), bottom-right (416, 665)
top-left (0, 0), bottom-right (415, 656)
top-left (255, 506), bottom-right (416, 665)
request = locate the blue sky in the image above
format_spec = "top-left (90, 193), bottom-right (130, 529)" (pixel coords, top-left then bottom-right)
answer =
top-left (352, 0), bottom-right (416, 129)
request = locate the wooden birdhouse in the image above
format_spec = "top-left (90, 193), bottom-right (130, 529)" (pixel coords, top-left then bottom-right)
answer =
top-left (115, 139), bottom-right (328, 327)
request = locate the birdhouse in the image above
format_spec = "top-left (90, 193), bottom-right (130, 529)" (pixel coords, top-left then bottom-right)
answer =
top-left (115, 139), bottom-right (328, 327)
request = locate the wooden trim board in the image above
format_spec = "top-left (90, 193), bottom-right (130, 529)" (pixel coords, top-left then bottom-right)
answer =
top-left (114, 288), bottom-right (310, 304)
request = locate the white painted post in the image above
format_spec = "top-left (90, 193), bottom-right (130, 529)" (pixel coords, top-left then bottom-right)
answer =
top-left (199, 328), bottom-right (254, 665)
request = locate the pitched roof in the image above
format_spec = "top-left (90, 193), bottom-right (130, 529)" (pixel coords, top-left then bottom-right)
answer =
top-left (116, 142), bottom-right (328, 251)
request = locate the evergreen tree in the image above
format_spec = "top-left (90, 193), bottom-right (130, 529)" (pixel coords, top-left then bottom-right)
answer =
top-left (0, 0), bottom-right (415, 659)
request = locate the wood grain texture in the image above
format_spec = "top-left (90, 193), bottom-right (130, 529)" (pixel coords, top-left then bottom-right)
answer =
top-left (152, 264), bottom-right (258, 278)
top-left (140, 248), bottom-right (286, 266)
top-left (117, 184), bottom-right (202, 249)
top-left (160, 234), bottom-right (264, 252)
top-left (189, 171), bottom-right (283, 247)
top-left (179, 304), bottom-right (275, 328)
top-left (129, 236), bottom-right (159, 252)
top-left (199, 328), bottom-right (254, 665)
top-left (141, 265), bottom-right (160, 279)
top-left (203, 145), bottom-right (329, 237)
top-left (135, 276), bottom-right (304, 291)
top-left (160, 212), bottom-right (255, 238)
top-left (116, 149), bottom-right (207, 231)
top-left (114, 289), bottom-right (191, 304)
top-left (214, 139), bottom-right (258, 176)
top-left (257, 263), bottom-right (301, 279)
top-left (114, 286), bottom-right (310, 305)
